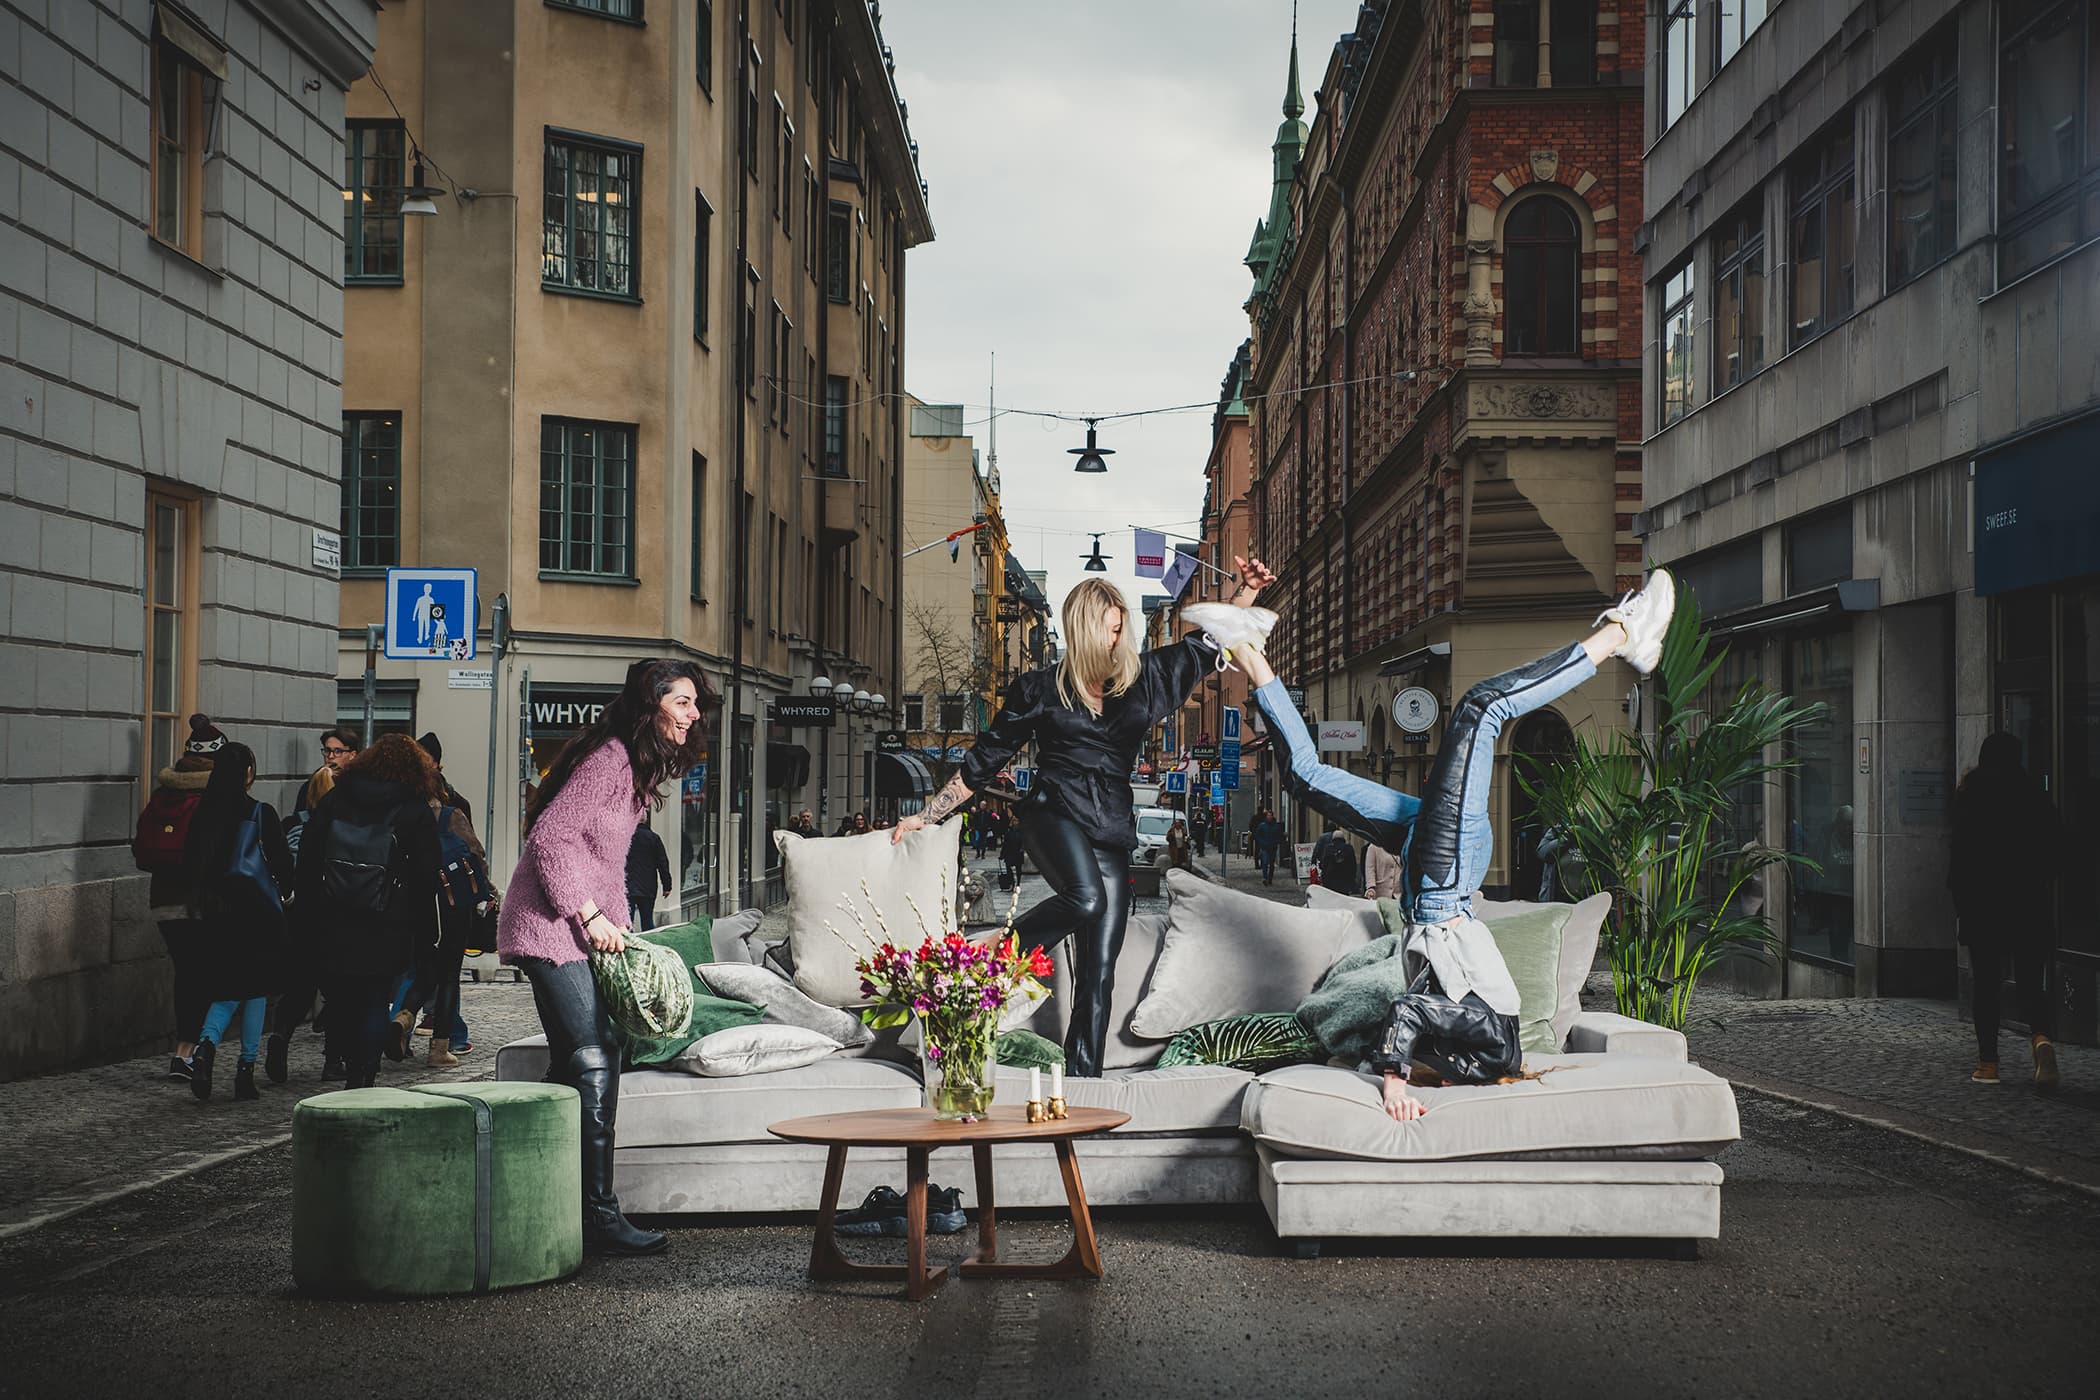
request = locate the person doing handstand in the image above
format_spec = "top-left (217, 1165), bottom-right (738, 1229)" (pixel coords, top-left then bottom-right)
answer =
top-left (1183, 568), bottom-right (1676, 1122)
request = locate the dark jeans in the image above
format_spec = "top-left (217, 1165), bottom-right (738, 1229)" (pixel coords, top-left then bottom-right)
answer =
top-left (1971, 940), bottom-right (2053, 1059)
top-left (398, 907), bottom-right (473, 1040)
top-left (159, 919), bottom-right (210, 1044)
top-left (1257, 847), bottom-right (1278, 881)
top-left (1013, 808), bottom-right (1134, 1078)
top-left (324, 973), bottom-right (396, 1084)
top-left (628, 894), bottom-right (657, 932)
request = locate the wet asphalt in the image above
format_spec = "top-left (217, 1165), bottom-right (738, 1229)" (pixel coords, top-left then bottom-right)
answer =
top-left (1, 1090), bottom-right (2096, 1398)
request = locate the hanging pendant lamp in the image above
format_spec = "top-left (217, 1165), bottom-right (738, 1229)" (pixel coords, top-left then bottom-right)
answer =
top-left (1069, 419), bottom-right (1113, 473)
top-left (1082, 533), bottom-right (1110, 572)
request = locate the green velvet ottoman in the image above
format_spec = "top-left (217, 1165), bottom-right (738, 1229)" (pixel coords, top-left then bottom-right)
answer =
top-left (292, 1083), bottom-right (583, 1296)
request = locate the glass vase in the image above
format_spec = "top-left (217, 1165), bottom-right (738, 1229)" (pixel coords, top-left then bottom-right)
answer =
top-left (920, 1013), bottom-right (998, 1122)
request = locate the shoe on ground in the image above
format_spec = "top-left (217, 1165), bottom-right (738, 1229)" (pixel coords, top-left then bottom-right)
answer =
top-left (1971, 1060), bottom-right (2000, 1085)
top-left (584, 1206), bottom-right (669, 1256)
top-left (264, 1034), bottom-right (289, 1085)
top-left (428, 1039), bottom-right (461, 1070)
top-left (385, 1010), bottom-right (415, 1062)
top-left (416, 1013), bottom-right (436, 1036)
top-left (2034, 1037), bottom-right (2060, 1089)
top-left (927, 1184), bottom-right (967, 1235)
top-left (321, 1054), bottom-right (346, 1083)
top-left (233, 1061), bottom-right (259, 1102)
top-left (1597, 567), bottom-right (1677, 676)
top-left (450, 1040), bottom-right (474, 1056)
top-left (833, 1185), bottom-right (909, 1237)
top-left (165, 1055), bottom-right (192, 1081)
top-left (190, 1039), bottom-right (217, 1103)
top-left (1179, 603), bottom-right (1280, 656)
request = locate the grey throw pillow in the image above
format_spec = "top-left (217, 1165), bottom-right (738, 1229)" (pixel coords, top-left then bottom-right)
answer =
top-left (696, 962), bottom-right (874, 1048)
top-left (707, 908), bottom-right (765, 965)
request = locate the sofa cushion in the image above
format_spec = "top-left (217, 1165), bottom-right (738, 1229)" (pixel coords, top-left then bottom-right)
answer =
top-left (706, 908), bottom-right (764, 964)
top-left (680, 1024), bottom-right (841, 1077)
top-left (613, 920), bottom-right (767, 1067)
top-left (994, 1063), bottom-right (1255, 1135)
top-left (696, 962), bottom-right (874, 1048)
top-left (1239, 1056), bottom-right (1739, 1163)
top-left (620, 1057), bottom-right (925, 1147)
top-left (774, 822), bottom-right (960, 1005)
top-left (1128, 871), bottom-right (1375, 1039)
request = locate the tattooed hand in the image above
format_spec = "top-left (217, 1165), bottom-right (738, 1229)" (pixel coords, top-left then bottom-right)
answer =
top-left (892, 774), bottom-right (974, 844)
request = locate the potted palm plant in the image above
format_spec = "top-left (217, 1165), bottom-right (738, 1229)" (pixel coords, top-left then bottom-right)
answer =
top-left (1521, 592), bottom-right (1824, 1029)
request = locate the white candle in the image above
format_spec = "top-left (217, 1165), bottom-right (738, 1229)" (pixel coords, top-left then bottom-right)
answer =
top-left (1030, 1066), bottom-right (1042, 1103)
top-left (1051, 1063), bottom-right (1064, 1099)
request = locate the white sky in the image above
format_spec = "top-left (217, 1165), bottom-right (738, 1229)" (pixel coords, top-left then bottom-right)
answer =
top-left (879, 0), bottom-right (1364, 635)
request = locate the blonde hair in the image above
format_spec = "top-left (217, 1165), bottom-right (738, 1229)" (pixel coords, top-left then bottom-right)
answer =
top-left (1056, 578), bottom-right (1141, 713)
top-left (304, 763), bottom-right (336, 810)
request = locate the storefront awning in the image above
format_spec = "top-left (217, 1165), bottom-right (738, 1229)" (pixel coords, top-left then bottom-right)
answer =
top-left (1975, 411), bottom-right (2100, 596)
top-left (1706, 579), bottom-right (1879, 636)
top-left (873, 750), bottom-right (935, 799)
top-left (1377, 642), bottom-right (1451, 678)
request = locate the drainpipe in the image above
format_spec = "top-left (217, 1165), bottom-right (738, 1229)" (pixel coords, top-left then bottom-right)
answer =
top-left (728, 0), bottom-right (751, 911)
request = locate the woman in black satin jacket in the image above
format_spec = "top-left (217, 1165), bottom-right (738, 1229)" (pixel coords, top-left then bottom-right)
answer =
top-left (890, 561), bottom-right (1274, 1075)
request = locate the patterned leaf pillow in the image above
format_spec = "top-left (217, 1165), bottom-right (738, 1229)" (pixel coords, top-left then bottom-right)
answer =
top-left (1156, 1013), bottom-right (1325, 1074)
top-left (995, 1028), bottom-right (1065, 1070)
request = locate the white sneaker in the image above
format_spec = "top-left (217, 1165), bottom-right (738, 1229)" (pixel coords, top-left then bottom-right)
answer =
top-left (1180, 603), bottom-right (1278, 653)
top-left (1595, 568), bottom-right (1676, 676)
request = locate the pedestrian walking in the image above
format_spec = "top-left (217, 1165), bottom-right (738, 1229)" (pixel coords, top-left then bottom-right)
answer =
top-left (1189, 804), bottom-right (1209, 858)
top-left (133, 714), bottom-right (226, 1079)
top-left (1312, 824), bottom-right (1363, 897)
top-left (386, 733), bottom-right (495, 1070)
top-left (1950, 732), bottom-right (2066, 1088)
top-left (499, 657), bottom-right (717, 1256)
top-left (624, 814), bottom-right (673, 932)
top-left (180, 741), bottom-right (293, 1103)
top-left (266, 758), bottom-right (343, 1082)
top-left (1000, 811), bottom-right (1027, 890)
top-left (1364, 835), bottom-right (1402, 899)
top-left (1253, 808), bottom-right (1285, 885)
top-left (295, 734), bottom-right (443, 1090)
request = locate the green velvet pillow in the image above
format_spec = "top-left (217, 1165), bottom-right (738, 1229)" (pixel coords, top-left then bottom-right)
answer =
top-left (1156, 1013), bottom-right (1325, 1074)
top-left (622, 917), bottom-right (765, 1067)
top-left (1478, 905), bottom-right (1575, 1054)
top-left (995, 1028), bottom-right (1065, 1070)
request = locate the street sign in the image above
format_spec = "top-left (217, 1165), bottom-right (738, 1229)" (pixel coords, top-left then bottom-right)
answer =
top-left (1222, 706), bottom-right (1241, 742)
top-left (1220, 760), bottom-right (1240, 790)
top-left (772, 697), bottom-right (837, 726)
top-left (1210, 773), bottom-right (1225, 805)
top-left (1164, 771), bottom-right (1187, 794)
top-left (996, 597), bottom-right (1026, 621)
top-left (1190, 743), bottom-right (1219, 763)
top-left (877, 730), bottom-right (908, 753)
top-left (1392, 687), bottom-right (1439, 734)
top-left (384, 567), bottom-right (477, 661)
top-left (446, 668), bottom-right (492, 690)
top-left (1014, 767), bottom-right (1032, 792)
top-left (311, 529), bottom-right (341, 576)
top-left (1286, 685), bottom-right (1306, 708)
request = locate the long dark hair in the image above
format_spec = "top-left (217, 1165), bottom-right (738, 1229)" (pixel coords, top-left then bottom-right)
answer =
top-left (528, 659), bottom-right (719, 830)
top-left (184, 740), bottom-right (256, 885)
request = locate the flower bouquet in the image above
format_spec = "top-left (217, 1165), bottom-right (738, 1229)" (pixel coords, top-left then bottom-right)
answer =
top-left (846, 889), bottom-right (1054, 1122)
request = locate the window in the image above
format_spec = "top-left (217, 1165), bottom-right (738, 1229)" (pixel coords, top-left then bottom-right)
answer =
top-left (825, 201), bottom-right (851, 301)
top-left (693, 191), bottom-right (711, 341)
top-left (774, 306), bottom-right (792, 429)
top-left (1998, 0), bottom-right (2100, 281)
top-left (341, 413), bottom-right (402, 571)
top-left (775, 518), bottom-right (788, 626)
top-left (741, 492), bottom-right (756, 622)
top-left (1887, 32), bottom-right (1960, 288)
top-left (690, 452), bottom-right (707, 602)
top-left (142, 490), bottom-right (198, 790)
top-left (1502, 197), bottom-right (1580, 355)
top-left (1659, 262), bottom-right (1695, 427)
top-left (696, 0), bottom-right (712, 93)
top-left (549, 0), bottom-right (641, 18)
top-left (1662, 0), bottom-right (1696, 129)
top-left (776, 105), bottom-right (793, 222)
top-left (150, 7), bottom-right (223, 259)
top-left (742, 266), bottom-right (759, 397)
top-left (1677, 536), bottom-right (1762, 617)
top-left (1786, 626), bottom-right (1856, 966)
top-left (1714, 201), bottom-right (1765, 391)
top-left (344, 122), bottom-right (405, 283)
top-left (1787, 506), bottom-right (1853, 594)
top-left (543, 131), bottom-right (640, 299)
top-left (539, 419), bottom-right (636, 579)
top-left (1789, 123), bottom-right (1856, 346)
top-left (803, 161), bottom-right (819, 275)
top-left (1493, 0), bottom-right (1538, 86)
top-left (1717, 0), bottom-right (1768, 70)
top-left (743, 51), bottom-right (760, 177)
top-left (1550, 0), bottom-right (1596, 86)
top-left (823, 375), bottom-right (846, 475)
top-left (938, 694), bottom-right (968, 734)
top-left (903, 694), bottom-right (924, 732)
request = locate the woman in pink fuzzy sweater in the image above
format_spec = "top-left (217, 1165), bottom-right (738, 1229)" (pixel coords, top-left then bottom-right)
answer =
top-left (499, 657), bottom-right (716, 1257)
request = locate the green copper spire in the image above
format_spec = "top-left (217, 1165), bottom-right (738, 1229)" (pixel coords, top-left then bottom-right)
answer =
top-left (1247, 10), bottom-right (1309, 292)
top-left (1283, 8), bottom-right (1304, 120)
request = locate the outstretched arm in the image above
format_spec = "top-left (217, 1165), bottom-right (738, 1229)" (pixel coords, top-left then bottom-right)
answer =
top-left (891, 773), bottom-right (974, 844)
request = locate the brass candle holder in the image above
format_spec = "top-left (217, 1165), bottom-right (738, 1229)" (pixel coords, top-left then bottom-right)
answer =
top-left (1046, 1095), bottom-right (1068, 1121)
top-left (1025, 1098), bottom-right (1048, 1124)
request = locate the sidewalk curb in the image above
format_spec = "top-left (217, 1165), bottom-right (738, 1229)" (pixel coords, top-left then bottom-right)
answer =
top-left (1707, 1056), bottom-right (2100, 1200)
top-left (0, 1133), bottom-right (295, 1241)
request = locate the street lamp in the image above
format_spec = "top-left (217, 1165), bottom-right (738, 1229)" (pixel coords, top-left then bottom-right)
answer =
top-left (400, 156), bottom-right (445, 217)
top-left (810, 675), bottom-right (833, 696)
top-left (809, 676), bottom-right (835, 825)
top-left (1082, 533), bottom-right (1110, 572)
top-left (1068, 419), bottom-right (1113, 473)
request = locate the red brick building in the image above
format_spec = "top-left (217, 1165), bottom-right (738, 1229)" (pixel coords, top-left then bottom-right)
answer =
top-left (1241, 1), bottom-right (1647, 895)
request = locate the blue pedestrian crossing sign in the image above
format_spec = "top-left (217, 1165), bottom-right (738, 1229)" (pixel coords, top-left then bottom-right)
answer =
top-left (1210, 772), bottom-right (1225, 804)
top-left (1222, 707), bottom-right (1241, 742)
top-left (1164, 770), bottom-right (1188, 794)
top-left (385, 567), bottom-right (478, 661)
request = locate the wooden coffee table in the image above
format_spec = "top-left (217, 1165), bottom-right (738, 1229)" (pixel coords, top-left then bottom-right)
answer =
top-left (769, 1104), bottom-right (1131, 1300)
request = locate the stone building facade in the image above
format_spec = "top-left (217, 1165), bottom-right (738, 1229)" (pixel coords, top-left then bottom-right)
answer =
top-left (0, 0), bottom-right (380, 1077)
top-left (335, 0), bottom-right (930, 917)
top-left (1242, 1), bottom-right (1647, 898)
top-left (1639, 0), bottom-right (2100, 1026)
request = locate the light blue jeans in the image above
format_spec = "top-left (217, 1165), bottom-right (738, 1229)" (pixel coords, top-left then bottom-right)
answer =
top-left (199, 997), bottom-right (268, 1064)
top-left (1254, 643), bottom-right (1596, 923)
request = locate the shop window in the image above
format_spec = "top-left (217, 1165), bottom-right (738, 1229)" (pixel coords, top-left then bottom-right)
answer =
top-left (1714, 200), bottom-right (1766, 391)
top-left (1658, 262), bottom-right (1695, 426)
top-left (341, 413), bottom-right (401, 571)
top-left (1790, 121), bottom-right (1857, 347)
top-left (1787, 507), bottom-right (1853, 594)
top-left (1785, 627), bottom-right (1856, 966)
top-left (344, 121), bottom-right (406, 284)
top-left (1887, 28), bottom-right (1960, 288)
top-left (542, 131), bottom-right (640, 300)
top-left (2059, 584), bottom-right (2100, 955)
top-left (1502, 196), bottom-right (1580, 356)
top-left (143, 490), bottom-right (199, 790)
top-left (1997, 0), bottom-right (2100, 281)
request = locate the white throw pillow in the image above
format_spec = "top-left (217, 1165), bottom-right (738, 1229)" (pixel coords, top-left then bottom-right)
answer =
top-left (1127, 870), bottom-right (1379, 1039)
top-left (679, 1023), bottom-right (841, 1077)
top-left (695, 961), bottom-right (875, 1047)
top-left (1302, 884), bottom-right (1386, 943)
top-left (774, 823), bottom-right (961, 1006)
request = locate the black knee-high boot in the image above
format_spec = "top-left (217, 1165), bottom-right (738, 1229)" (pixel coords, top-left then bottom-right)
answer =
top-left (571, 1044), bottom-right (666, 1255)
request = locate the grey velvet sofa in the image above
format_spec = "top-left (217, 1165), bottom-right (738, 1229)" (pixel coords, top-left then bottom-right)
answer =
top-left (495, 907), bottom-right (1741, 1251)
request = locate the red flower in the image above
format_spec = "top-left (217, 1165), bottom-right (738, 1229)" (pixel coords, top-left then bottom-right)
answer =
top-left (1027, 946), bottom-right (1054, 979)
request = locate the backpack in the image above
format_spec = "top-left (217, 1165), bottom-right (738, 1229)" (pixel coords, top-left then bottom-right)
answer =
top-left (435, 810), bottom-right (493, 908)
top-left (320, 801), bottom-right (409, 914)
top-left (134, 788), bottom-right (201, 873)
top-left (203, 802), bottom-right (283, 922)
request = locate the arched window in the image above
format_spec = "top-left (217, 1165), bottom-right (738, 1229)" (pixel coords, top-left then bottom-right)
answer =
top-left (1503, 197), bottom-right (1580, 356)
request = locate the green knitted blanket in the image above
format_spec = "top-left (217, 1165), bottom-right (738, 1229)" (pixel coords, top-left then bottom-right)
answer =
top-left (1295, 932), bottom-right (1416, 1063)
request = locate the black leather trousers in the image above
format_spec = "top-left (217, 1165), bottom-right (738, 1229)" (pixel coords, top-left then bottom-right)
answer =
top-left (1012, 807), bottom-right (1134, 1078)
top-left (519, 956), bottom-right (625, 1217)
top-left (1369, 969), bottom-right (1523, 1084)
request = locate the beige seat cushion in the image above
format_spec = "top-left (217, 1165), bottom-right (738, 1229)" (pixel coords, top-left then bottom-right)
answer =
top-left (1240, 1055), bottom-right (1739, 1163)
top-left (995, 1064), bottom-right (1254, 1135)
